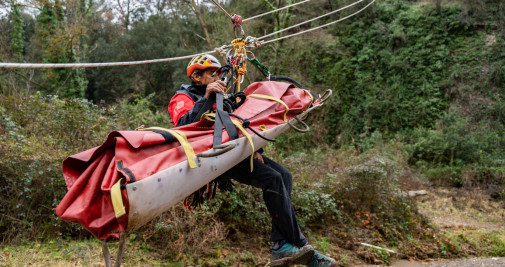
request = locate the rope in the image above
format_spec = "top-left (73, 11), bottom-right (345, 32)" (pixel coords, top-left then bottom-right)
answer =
top-left (263, 0), bottom-right (375, 45)
top-left (243, 0), bottom-right (311, 22)
top-left (210, 0), bottom-right (233, 20)
top-left (0, 1), bottom-right (374, 69)
top-left (259, 0), bottom-right (366, 40)
top-left (0, 50), bottom-right (214, 68)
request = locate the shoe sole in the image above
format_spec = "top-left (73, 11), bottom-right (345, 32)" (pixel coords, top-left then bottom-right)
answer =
top-left (270, 245), bottom-right (315, 267)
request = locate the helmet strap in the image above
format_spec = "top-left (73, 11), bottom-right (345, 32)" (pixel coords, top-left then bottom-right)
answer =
top-left (203, 71), bottom-right (207, 85)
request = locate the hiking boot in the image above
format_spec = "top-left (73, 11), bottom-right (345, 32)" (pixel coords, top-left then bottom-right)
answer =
top-left (270, 243), bottom-right (315, 267)
top-left (306, 250), bottom-right (337, 267)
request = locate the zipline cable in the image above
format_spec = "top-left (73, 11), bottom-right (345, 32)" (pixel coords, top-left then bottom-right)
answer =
top-left (0, 1), bottom-right (375, 69)
top-left (243, 0), bottom-right (311, 22)
top-left (210, 0), bottom-right (233, 20)
top-left (259, 0), bottom-right (366, 40)
top-left (0, 50), bottom-right (214, 68)
top-left (210, 0), bottom-right (312, 24)
top-left (262, 0), bottom-right (375, 44)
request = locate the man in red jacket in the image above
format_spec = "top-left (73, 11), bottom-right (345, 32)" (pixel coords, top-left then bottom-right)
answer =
top-left (168, 54), bottom-right (336, 267)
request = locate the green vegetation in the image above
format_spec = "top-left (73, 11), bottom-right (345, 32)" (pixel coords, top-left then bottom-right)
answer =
top-left (0, 93), bottom-right (169, 242)
top-left (1, 0), bottom-right (505, 265)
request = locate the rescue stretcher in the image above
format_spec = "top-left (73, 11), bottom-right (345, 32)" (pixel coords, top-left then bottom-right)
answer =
top-left (55, 80), bottom-right (331, 265)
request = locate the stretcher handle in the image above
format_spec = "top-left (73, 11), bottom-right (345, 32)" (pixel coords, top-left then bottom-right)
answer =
top-left (320, 89), bottom-right (333, 104)
top-left (287, 116), bottom-right (310, 133)
top-left (196, 143), bottom-right (236, 158)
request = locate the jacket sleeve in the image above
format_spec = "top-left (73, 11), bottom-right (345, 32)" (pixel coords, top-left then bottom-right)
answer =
top-left (168, 93), bottom-right (208, 126)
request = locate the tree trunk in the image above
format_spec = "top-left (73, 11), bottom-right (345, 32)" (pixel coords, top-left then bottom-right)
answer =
top-left (190, 0), bottom-right (213, 49)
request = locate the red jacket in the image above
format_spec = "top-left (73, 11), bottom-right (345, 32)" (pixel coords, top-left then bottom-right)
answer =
top-left (168, 84), bottom-right (212, 126)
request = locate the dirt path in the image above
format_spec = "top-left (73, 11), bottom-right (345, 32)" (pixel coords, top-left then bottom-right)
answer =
top-left (359, 187), bottom-right (505, 267)
top-left (359, 257), bottom-right (505, 266)
top-left (415, 188), bottom-right (505, 232)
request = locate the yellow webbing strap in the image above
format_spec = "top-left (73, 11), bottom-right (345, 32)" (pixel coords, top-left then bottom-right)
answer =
top-left (140, 127), bottom-right (197, 169)
top-left (203, 113), bottom-right (215, 120)
top-left (204, 114), bottom-right (255, 172)
top-left (111, 178), bottom-right (126, 219)
top-left (231, 119), bottom-right (255, 172)
top-left (247, 94), bottom-right (289, 122)
top-left (303, 89), bottom-right (314, 104)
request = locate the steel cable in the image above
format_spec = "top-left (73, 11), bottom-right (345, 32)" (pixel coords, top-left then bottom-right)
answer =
top-left (243, 0), bottom-right (311, 22)
top-left (262, 0), bottom-right (375, 45)
top-left (0, 1), bottom-right (374, 69)
top-left (258, 0), bottom-right (366, 40)
top-left (210, 0), bottom-right (233, 20)
top-left (0, 50), bottom-right (216, 68)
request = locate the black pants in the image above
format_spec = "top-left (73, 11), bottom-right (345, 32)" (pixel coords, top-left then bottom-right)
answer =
top-left (224, 155), bottom-right (307, 247)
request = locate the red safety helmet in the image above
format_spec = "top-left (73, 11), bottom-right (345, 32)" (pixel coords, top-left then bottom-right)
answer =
top-left (187, 54), bottom-right (221, 77)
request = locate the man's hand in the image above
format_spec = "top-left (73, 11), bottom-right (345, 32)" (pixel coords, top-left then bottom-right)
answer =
top-left (205, 80), bottom-right (226, 98)
top-left (253, 152), bottom-right (264, 164)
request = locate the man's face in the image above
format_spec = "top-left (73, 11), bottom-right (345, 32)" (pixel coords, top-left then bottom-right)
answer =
top-left (204, 68), bottom-right (220, 84)
top-left (191, 68), bottom-right (221, 85)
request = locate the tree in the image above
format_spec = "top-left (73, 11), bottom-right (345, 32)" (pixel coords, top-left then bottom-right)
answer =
top-left (9, 3), bottom-right (24, 61)
top-left (36, 0), bottom-right (89, 98)
top-left (188, 0), bottom-right (212, 49)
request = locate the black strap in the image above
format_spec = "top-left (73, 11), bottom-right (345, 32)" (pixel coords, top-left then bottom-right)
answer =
top-left (192, 94), bottom-right (216, 123)
top-left (213, 94), bottom-right (224, 145)
top-left (229, 113), bottom-right (276, 143)
top-left (223, 92), bottom-right (246, 113)
top-left (151, 130), bottom-right (176, 143)
top-left (190, 90), bottom-right (239, 146)
top-left (213, 93), bottom-right (238, 146)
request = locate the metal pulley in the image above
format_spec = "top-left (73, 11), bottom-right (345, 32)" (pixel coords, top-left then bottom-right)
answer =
top-left (231, 14), bottom-right (242, 27)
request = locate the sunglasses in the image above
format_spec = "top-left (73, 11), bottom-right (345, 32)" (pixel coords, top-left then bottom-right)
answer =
top-left (210, 69), bottom-right (223, 77)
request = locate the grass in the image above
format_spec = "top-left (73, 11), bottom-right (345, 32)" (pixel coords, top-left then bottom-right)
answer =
top-left (0, 237), bottom-right (267, 266)
top-left (0, 238), bottom-right (164, 267)
top-left (417, 187), bottom-right (505, 258)
top-left (3, 144), bottom-right (505, 266)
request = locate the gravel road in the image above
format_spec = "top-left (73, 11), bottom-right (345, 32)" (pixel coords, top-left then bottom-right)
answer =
top-left (358, 257), bottom-right (505, 266)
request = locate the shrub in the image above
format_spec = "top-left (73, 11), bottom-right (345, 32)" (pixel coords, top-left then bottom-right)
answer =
top-left (138, 205), bottom-right (228, 261)
top-left (408, 112), bottom-right (480, 166)
top-left (319, 2), bottom-right (474, 144)
top-left (328, 152), bottom-right (446, 263)
top-left (292, 189), bottom-right (341, 229)
top-left (0, 93), bottom-right (170, 242)
top-left (115, 93), bottom-right (173, 130)
top-left (333, 157), bottom-right (418, 236)
top-left (215, 185), bottom-right (271, 235)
